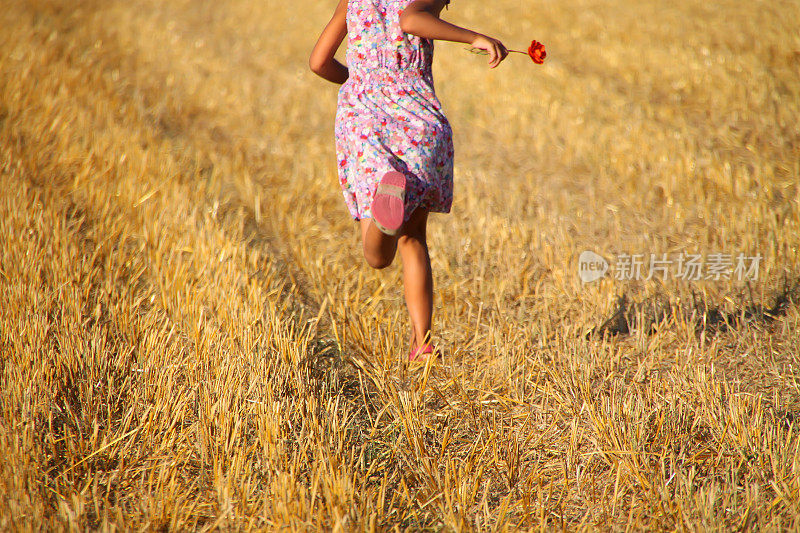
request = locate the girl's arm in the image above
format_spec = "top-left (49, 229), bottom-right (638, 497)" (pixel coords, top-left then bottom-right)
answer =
top-left (399, 0), bottom-right (508, 68)
top-left (309, 0), bottom-right (349, 84)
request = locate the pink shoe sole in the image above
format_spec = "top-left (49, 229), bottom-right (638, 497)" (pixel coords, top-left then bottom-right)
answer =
top-left (372, 171), bottom-right (406, 236)
top-left (409, 344), bottom-right (436, 362)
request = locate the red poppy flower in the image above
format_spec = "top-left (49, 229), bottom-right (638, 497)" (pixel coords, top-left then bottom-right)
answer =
top-left (528, 40), bottom-right (546, 64)
top-left (466, 38), bottom-right (547, 66)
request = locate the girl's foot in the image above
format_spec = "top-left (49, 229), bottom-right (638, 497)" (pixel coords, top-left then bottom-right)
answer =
top-left (409, 344), bottom-right (436, 362)
top-left (371, 171), bottom-right (406, 236)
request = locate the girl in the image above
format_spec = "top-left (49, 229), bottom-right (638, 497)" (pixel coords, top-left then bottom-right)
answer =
top-left (310, 0), bottom-right (507, 361)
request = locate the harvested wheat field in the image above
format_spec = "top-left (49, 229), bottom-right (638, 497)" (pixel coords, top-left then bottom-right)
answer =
top-left (1, 0), bottom-right (799, 529)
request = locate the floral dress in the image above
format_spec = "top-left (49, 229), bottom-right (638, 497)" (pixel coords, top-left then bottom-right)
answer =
top-left (335, 0), bottom-right (454, 222)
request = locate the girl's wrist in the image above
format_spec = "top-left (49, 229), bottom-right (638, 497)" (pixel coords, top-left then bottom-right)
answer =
top-left (463, 30), bottom-right (481, 45)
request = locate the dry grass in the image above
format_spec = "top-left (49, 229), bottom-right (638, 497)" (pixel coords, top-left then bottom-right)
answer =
top-left (1, 0), bottom-right (799, 529)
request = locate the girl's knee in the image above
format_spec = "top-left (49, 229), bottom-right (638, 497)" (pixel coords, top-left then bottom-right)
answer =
top-left (363, 248), bottom-right (394, 269)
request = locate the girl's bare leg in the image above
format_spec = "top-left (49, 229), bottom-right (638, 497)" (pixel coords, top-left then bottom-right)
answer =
top-left (396, 209), bottom-right (433, 350)
top-left (360, 218), bottom-right (398, 269)
top-left (360, 208), bottom-right (433, 351)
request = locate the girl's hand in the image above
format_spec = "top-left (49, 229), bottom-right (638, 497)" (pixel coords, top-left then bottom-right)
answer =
top-left (469, 34), bottom-right (508, 68)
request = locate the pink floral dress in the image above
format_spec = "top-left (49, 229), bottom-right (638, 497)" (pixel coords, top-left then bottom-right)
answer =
top-left (335, 0), bottom-right (454, 222)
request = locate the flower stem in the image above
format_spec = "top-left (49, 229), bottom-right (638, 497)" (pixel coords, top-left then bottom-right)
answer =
top-left (466, 47), bottom-right (527, 55)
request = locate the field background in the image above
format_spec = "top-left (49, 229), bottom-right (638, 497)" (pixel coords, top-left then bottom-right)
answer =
top-left (2, 0), bottom-right (799, 529)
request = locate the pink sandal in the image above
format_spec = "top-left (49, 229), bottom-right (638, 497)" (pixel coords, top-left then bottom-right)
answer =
top-left (371, 171), bottom-right (406, 236)
top-left (409, 344), bottom-right (436, 362)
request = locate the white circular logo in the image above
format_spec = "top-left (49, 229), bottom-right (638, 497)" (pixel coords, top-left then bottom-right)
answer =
top-left (578, 251), bottom-right (609, 283)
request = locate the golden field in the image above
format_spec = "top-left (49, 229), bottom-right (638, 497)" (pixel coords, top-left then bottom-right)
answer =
top-left (1, 0), bottom-right (799, 529)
